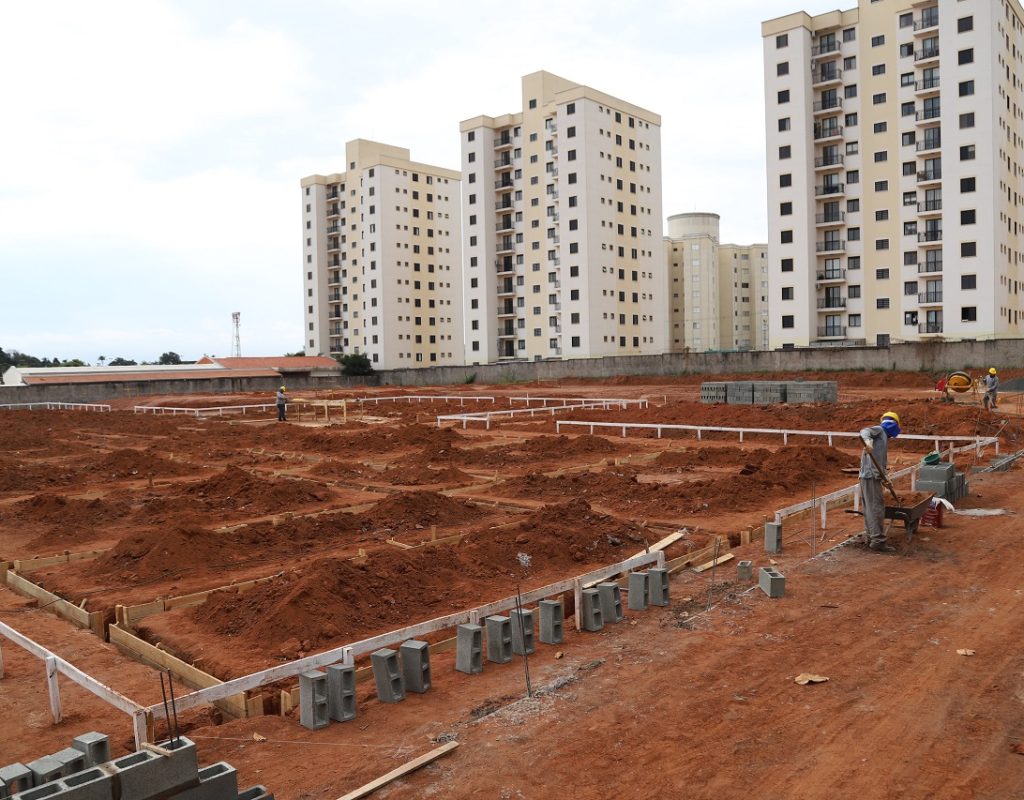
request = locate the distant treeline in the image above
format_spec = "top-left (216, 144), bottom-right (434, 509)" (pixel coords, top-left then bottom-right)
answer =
top-left (0, 348), bottom-right (187, 369)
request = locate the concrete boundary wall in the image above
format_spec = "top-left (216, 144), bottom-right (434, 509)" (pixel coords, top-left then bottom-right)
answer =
top-left (0, 338), bottom-right (1019, 403)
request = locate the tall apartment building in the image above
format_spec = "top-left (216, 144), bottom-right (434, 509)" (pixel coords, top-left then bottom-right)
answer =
top-left (300, 140), bottom-right (463, 369)
top-left (665, 213), bottom-right (770, 352)
top-left (763, 0), bottom-right (1024, 349)
top-left (460, 71), bottom-right (667, 363)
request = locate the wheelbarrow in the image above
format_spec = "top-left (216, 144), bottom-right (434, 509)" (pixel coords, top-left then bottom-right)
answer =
top-left (846, 492), bottom-right (935, 542)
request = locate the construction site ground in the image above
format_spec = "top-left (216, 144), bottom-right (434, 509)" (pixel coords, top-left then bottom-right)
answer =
top-left (1, 371), bottom-right (1021, 799)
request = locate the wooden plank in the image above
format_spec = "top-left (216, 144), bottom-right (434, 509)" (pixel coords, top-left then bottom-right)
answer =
top-left (631, 530), bottom-right (685, 558)
top-left (46, 656), bottom-right (62, 723)
top-left (336, 741), bottom-right (459, 800)
top-left (665, 544), bottom-right (720, 576)
top-left (125, 599), bottom-right (166, 625)
top-left (4, 571), bottom-right (94, 631)
top-left (14, 548), bottom-right (109, 574)
top-left (692, 553), bottom-right (735, 573)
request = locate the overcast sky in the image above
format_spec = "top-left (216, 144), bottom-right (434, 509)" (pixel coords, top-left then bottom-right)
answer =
top-left (0, 0), bottom-right (841, 362)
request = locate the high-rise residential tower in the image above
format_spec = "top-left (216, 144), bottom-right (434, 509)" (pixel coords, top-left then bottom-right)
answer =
top-left (459, 71), bottom-right (667, 363)
top-left (763, 0), bottom-right (1024, 348)
top-left (301, 140), bottom-right (463, 368)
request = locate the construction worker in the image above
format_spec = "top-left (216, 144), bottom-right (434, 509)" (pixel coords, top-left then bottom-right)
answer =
top-left (859, 411), bottom-right (901, 553)
top-left (276, 385), bottom-right (288, 422)
top-left (983, 368), bottom-right (999, 410)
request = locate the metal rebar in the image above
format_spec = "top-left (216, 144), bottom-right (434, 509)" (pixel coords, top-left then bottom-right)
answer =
top-left (515, 585), bottom-right (532, 698)
top-left (158, 672), bottom-right (172, 745)
top-left (166, 669), bottom-right (181, 746)
top-left (705, 538), bottom-right (720, 611)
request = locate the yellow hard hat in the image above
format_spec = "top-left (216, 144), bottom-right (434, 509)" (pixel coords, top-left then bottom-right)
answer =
top-left (881, 411), bottom-right (900, 425)
top-left (280, 385), bottom-right (286, 391)
top-left (989, 367), bottom-right (997, 375)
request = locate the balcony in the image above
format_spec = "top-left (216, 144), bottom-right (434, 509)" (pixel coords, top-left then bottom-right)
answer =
top-left (326, 191), bottom-right (340, 200)
top-left (915, 47), bottom-right (940, 64)
top-left (497, 330), bottom-right (517, 340)
top-left (915, 77), bottom-right (940, 95)
top-left (915, 107), bottom-right (941, 124)
top-left (916, 137), bottom-right (941, 153)
top-left (496, 239), bottom-right (516, 255)
top-left (811, 40), bottom-right (841, 58)
top-left (328, 274), bottom-right (342, 286)
top-left (917, 169), bottom-right (942, 186)
top-left (813, 67), bottom-right (843, 87)
top-left (495, 259), bottom-right (514, 274)
top-left (919, 291), bottom-right (943, 304)
top-left (918, 229), bottom-right (943, 243)
top-left (497, 305), bottom-right (516, 318)
top-left (327, 241), bottom-right (340, 252)
top-left (328, 292), bottom-right (342, 302)
top-left (326, 206), bottom-right (341, 217)
top-left (494, 178), bottom-right (515, 190)
top-left (816, 211), bottom-right (846, 226)
top-left (813, 97), bottom-right (844, 115)
top-left (814, 154), bottom-right (845, 169)
top-left (327, 313), bottom-right (342, 321)
top-left (815, 183), bottom-right (845, 197)
top-left (494, 156), bottom-right (513, 169)
top-left (918, 199), bottom-right (942, 215)
top-left (817, 297), bottom-right (847, 309)
top-left (813, 125), bottom-right (844, 141)
top-left (913, 14), bottom-right (939, 34)
top-left (497, 283), bottom-right (516, 297)
top-left (495, 219), bottom-right (515, 233)
top-left (919, 322), bottom-right (944, 334)
top-left (816, 240), bottom-right (846, 253)
top-left (494, 134), bottom-right (514, 150)
top-left (817, 326), bottom-right (847, 338)
top-left (494, 198), bottom-right (513, 211)
top-left (918, 260), bottom-right (943, 274)
top-left (816, 269), bottom-right (847, 283)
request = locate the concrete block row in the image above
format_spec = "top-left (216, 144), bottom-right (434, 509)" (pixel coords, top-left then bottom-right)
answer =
top-left (3, 734), bottom-right (113, 799)
top-left (917, 470), bottom-right (968, 503)
top-left (700, 382), bottom-right (727, 404)
top-left (701, 380), bottom-right (837, 406)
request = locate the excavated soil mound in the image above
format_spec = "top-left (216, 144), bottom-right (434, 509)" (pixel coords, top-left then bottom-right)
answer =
top-left (454, 434), bottom-right (619, 467)
top-left (307, 458), bottom-right (375, 480)
top-left (385, 464), bottom-right (475, 486)
top-left (6, 493), bottom-right (132, 524)
top-left (182, 465), bottom-right (332, 512)
top-left (0, 457), bottom-right (80, 493)
top-left (654, 447), bottom-right (772, 470)
top-left (194, 498), bottom-right (637, 654)
top-left (92, 448), bottom-right (193, 479)
top-left (357, 490), bottom-right (486, 531)
top-left (90, 526), bottom-right (242, 582)
top-left (305, 424), bottom-right (465, 456)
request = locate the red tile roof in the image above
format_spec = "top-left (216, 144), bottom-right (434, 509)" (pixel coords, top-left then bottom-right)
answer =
top-left (22, 369), bottom-right (281, 385)
top-left (208, 356), bottom-right (340, 371)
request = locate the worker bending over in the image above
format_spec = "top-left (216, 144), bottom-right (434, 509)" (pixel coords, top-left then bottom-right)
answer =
top-left (276, 385), bottom-right (288, 422)
top-left (984, 368), bottom-right (999, 410)
top-left (859, 411), bottom-right (901, 553)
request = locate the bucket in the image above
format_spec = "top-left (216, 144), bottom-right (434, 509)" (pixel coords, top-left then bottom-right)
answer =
top-left (922, 452), bottom-right (941, 465)
top-left (921, 500), bottom-right (944, 529)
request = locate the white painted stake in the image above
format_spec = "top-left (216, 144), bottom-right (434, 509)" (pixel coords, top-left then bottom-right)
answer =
top-left (0, 641), bottom-right (4, 678)
top-left (46, 656), bottom-right (61, 723)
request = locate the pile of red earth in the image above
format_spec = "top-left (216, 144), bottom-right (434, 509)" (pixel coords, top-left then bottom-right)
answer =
top-left (307, 458), bottom-right (375, 480)
top-left (91, 448), bottom-right (193, 479)
top-left (653, 446), bottom-right (772, 470)
top-left (303, 424), bottom-right (466, 456)
top-left (356, 490), bottom-right (487, 532)
top-left (1, 494), bottom-right (134, 550)
top-left (385, 464), bottom-right (475, 486)
top-left (192, 498), bottom-right (639, 656)
top-left (454, 434), bottom-right (618, 467)
top-left (182, 465), bottom-right (332, 512)
top-left (0, 457), bottom-right (80, 493)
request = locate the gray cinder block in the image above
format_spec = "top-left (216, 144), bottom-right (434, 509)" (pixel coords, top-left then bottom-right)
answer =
top-left (1, 765), bottom-right (34, 797)
top-left (326, 664), bottom-right (356, 722)
top-left (25, 760), bottom-right (62, 788)
top-left (580, 589), bottom-right (604, 631)
top-left (538, 600), bottom-right (563, 644)
top-left (55, 767), bottom-right (112, 800)
top-left (915, 479), bottom-right (948, 498)
top-left (236, 787), bottom-right (274, 800)
top-left (647, 568), bottom-right (669, 606)
top-left (49, 752), bottom-right (86, 781)
top-left (168, 762), bottom-right (238, 800)
top-left (919, 463), bottom-right (955, 481)
top-left (726, 382), bottom-right (754, 405)
top-left (370, 649), bottom-right (405, 703)
top-left (509, 609), bottom-right (534, 656)
top-left (764, 522), bottom-right (783, 553)
top-left (627, 572), bottom-right (649, 611)
top-left (299, 670), bottom-right (329, 730)
top-left (111, 737), bottom-right (199, 800)
top-left (485, 616), bottom-right (513, 664)
top-left (597, 583), bottom-right (623, 623)
top-left (11, 785), bottom-right (61, 800)
top-left (736, 560), bottom-right (753, 582)
top-left (759, 567), bottom-right (786, 598)
top-left (71, 735), bottom-right (109, 770)
top-left (399, 640), bottom-right (431, 694)
top-left (455, 624), bottom-right (483, 674)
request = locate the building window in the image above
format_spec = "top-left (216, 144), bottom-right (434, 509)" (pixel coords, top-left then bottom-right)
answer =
top-left (901, 101), bottom-right (915, 118)
top-left (902, 162), bottom-right (915, 176)
top-left (875, 240), bottom-right (890, 251)
top-left (848, 227), bottom-right (861, 241)
top-left (777, 62), bottom-right (789, 76)
top-left (876, 267), bottom-right (890, 279)
top-left (847, 199), bottom-right (860, 212)
top-left (961, 209), bottom-right (976, 225)
top-left (849, 314), bottom-right (862, 327)
top-left (875, 210), bottom-right (888, 221)
top-left (960, 113), bottom-right (975, 129)
top-left (776, 33), bottom-right (788, 48)
top-left (778, 117), bottom-right (791, 132)
top-left (899, 43), bottom-right (913, 58)
top-left (781, 230), bottom-right (793, 244)
top-left (571, 336), bottom-right (581, 347)
top-left (872, 64), bottom-right (885, 76)
top-left (959, 80), bottom-right (975, 97)
top-left (781, 258), bottom-right (794, 272)
top-left (778, 89), bottom-right (790, 104)
top-left (958, 16), bottom-right (973, 33)
top-left (874, 180), bottom-right (888, 191)
top-left (961, 242), bottom-right (977, 257)
top-left (781, 315), bottom-right (794, 329)
top-left (960, 145), bottom-right (976, 161)
top-left (846, 112), bottom-right (858, 127)
top-left (780, 201), bottom-right (792, 215)
top-left (846, 141), bottom-right (859, 155)
top-left (876, 298), bottom-right (890, 309)
top-left (845, 85), bottom-right (858, 98)
top-left (961, 275), bottom-right (976, 290)
top-left (874, 151), bottom-right (887, 163)
top-left (848, 170), bottom-right (859, 184)
top-left (566, 102), bottom-right (575, 114)
top-left (961, 177), bottom-right (976, 193)
top-left (904, 281), bottom-right (918, 296)
top-left (873, 121), bottom-right (887, 133)
top-left (780, 173), bottom-right (792, 187)
top-left (844, 56), bottom-right (856, 70)
top-left (528, 98), bottom-right (537, 108)
top-left (843, 28), bottom-right (855, 42)
top-left (900, 72), bottom-right (914, 87)
top-left (958, 49), bottom-right (973, 65)
top-left (962, 307), bottom-right (977, 322)
top-left (871, 34), bottom-right (885, 47)
top-left (849, 285), bottom-right (861, 299)
top-left (567, 126), bottom-right (576, 138)
top-left (779, 145), bottom-right (791, 159)
top-left (781, 287), bottom-right (794, 300)
top-left (872, 92), bottom-right (886, 105)
top-left (848, 256), bottom-right (860, 270)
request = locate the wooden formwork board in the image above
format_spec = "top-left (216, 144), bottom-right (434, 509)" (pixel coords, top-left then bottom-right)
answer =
top-left (2, 570), bottom-right (105, 637)
top-left (13, 548), bottom-right (110, 574)
top-left (118, 572), bottom-right (284, 628)
top-left (108, 624), bottom-right (247, 719)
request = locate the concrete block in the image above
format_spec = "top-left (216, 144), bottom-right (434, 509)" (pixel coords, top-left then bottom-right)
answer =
top-left (49, 753), bottom-right (86, 780)
top-left (54, 768), bottom-right (113, 800)
top-left (455, 624), bottom-right (483, 674)
top-left (759, 567), bottom-right (786, 598)
top-left (700, 382), bottom-right (727, 404)
top-left (111, 737), bottom-right (199, 800)
top-left (168, 763), bottom-right (237, 800)
top-left (400, 640), bottom-right (431, 694)
top-left (326, 664), bottom-right (356, 722)
top-left (71, 735), bottom-right (109, 769)
top-left (580, 589), bottom-right (603, 631)
top-left (764, 522), bottom-right (783, 553)
top-left (538, 600), bottom-right (563, 644)
top-left (726, 382), bottom-right (754, 405)
top-left (370, 648), bottom-right (405, 703)
top-left (298, 670), bottom-right (329, 730)
top-left (1, 765), bottom-right (34, 797)
top-left (485, 615), bottom-right (513, 664)
top-left (26, 759), bottom-right (63, 788)
top-left (509, 609), bottom-right (535, 656)
top-left (627, 572), bottom-right (648, 611)
top-left (736, 560), bottom-right (753, 582)
top-left (236, 787), bottom-right (274, 800)
top-left (915, 479), bottom-right (948, 499)
top-left (919, 463), bottom-right (955, 481)
top-left (11, 785), bottom-right (61, 800)
top-left (597, 583), bottom-right (623, 623)
top-left (647, 568), bottom-right (669, 607)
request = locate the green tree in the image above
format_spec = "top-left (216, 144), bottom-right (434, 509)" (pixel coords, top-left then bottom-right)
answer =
top-left (108, 357), bottom-right (137, 366)
top-left (157, 351), bottom-right (182, 365)
top-left (337, 353), bottom-right (374, 376)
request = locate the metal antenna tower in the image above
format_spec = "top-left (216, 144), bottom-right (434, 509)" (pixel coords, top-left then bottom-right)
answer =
top-left (231, 312), bottom-right (241, 357)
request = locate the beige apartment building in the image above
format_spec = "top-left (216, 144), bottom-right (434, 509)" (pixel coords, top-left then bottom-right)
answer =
top-left (300, 140), bottom-right (463, 369)
top-left (459, 71), bottom-right (667, 363)
top-left (763, 0), bottom-right (1024, 349)
top-left (665, 213), bottom-right (770, 352)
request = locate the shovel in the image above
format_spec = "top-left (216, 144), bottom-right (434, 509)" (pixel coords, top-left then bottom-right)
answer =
top-left (865, 446), bottom-right (901, 505)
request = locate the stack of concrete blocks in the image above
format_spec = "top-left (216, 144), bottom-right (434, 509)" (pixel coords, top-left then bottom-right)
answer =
top-left (915, 462), bottom-right (969, 502)
top-left (485, 616), bottom-right (513, 663)
top-left (509, 609), bottom-right (534, 656)
top-left (326, 664), bottom-right (357, 722)
top-left (370, 648), bottom-right (405, 703)
top-left (785, 381), bottom-right (838, 404)
top-left (597, 583), bottom-right (624, 623)
top-left (758, 567), bottom-right (786, 598)
top-left (752, 381), bottom-right (788, 405)
top-left (627, 572), bottom-right (649, 611)
top-left (538, 600), bottom-right (563, 645)
top-left (700, 382), bottom-right (728, 404)
top-left (400, 640), bottom-right (431, 693)
top-left (299, 670), bottom-right (329, 730)
top-left (725, 381), bottom-right (754, 405)
top-left (2, 734), bottom-right (271, 800)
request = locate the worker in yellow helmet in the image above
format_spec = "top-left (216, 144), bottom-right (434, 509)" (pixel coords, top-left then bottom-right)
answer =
top-left (983, 368), bottom-right (999, 410)
top-left (276, 385), bottom-right (288, 422)
top-left (859, 411), bottom-right (901, 553)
